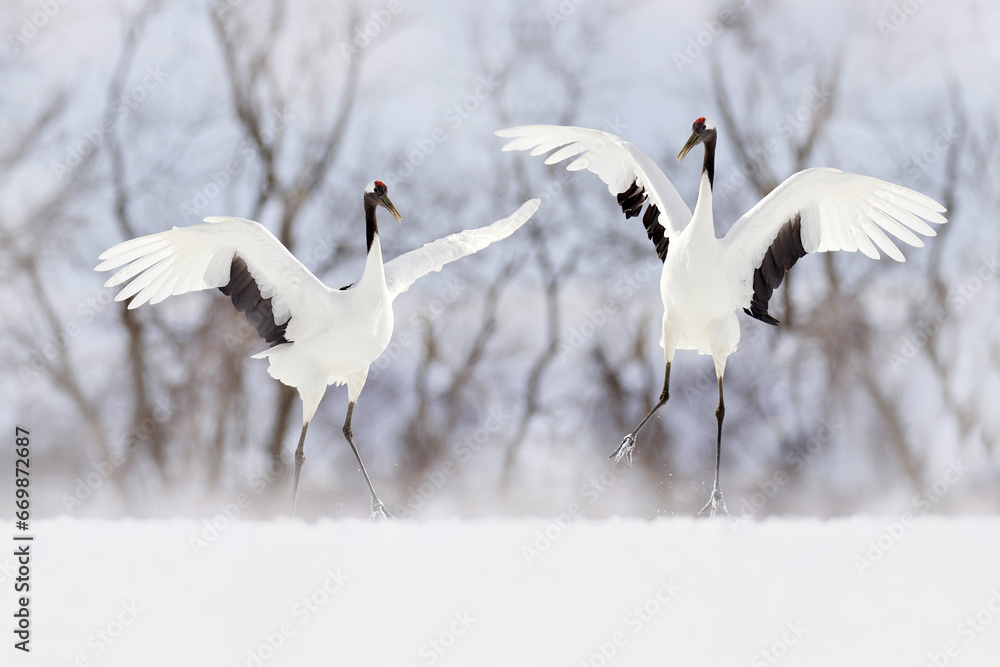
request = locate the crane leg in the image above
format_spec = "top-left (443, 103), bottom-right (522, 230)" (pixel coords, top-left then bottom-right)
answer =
top-left (343, 402), bottom-right (391, 520)
top-left (290, 421), bottom-right (309, 517)
top-left (610, 362), bottom-right (671, 465)
top-left (698, 376), bottom-right (729, 517)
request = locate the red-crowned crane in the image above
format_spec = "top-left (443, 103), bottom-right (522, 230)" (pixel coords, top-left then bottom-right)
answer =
top-left (97, 181), bottom-right (540, 518)
top-left (496, 119), bottom-right (946, 516)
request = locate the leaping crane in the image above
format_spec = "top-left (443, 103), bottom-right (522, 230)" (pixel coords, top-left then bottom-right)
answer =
top-left (97, 181), bottom-right (540, 518)
top-left (497, 119), bottom-right (946, 516)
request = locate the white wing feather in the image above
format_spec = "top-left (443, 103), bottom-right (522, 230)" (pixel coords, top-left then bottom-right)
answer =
top-left (95, 217), bottom-right (330, 326)
top-left (724, 168), bottom-right (947, 293)
top-left (495, 126), bottom-right (691, 236)
top-left (383, 198), bottom-right (540, 299)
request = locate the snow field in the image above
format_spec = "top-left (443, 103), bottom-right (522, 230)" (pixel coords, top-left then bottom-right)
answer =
top-left (11, 516), bottom-right (1000, 666)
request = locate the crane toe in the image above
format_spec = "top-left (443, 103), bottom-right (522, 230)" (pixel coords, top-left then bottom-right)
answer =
top-left (609, 434), bottom-right (636, 466)
top-left (370, 499), bottom-right (393, 521)
top-left (697, 488), bottom-right (729, 518)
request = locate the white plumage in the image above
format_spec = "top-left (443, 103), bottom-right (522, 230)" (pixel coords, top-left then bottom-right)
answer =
top-left (498, 124), bottom-right (693, 238)
top-left (497, 119), bottom-right (946, 516)
top-left (97, 181), bottom-right (540, 517)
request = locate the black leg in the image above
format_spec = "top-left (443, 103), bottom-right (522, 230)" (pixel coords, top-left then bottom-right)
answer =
top-left (698, 376), bottom-right (729, 517)
top-left (610, 362), bottom-right (671, 465)
top-left (343, 402), bottom-right (391, 520)
top-left (290, 422), bottom-right (309, 517)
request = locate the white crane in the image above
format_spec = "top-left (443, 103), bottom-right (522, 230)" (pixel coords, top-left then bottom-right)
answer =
top-left (96, 181), bottom-right (540, 518)
top-left (497, 119), bottom-right (946, 516)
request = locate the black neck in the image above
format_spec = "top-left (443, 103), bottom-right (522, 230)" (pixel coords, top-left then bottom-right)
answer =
top-left (364, 199), bottom-right (378, 252)
top-left (702, 133), bottom-right (716, 189)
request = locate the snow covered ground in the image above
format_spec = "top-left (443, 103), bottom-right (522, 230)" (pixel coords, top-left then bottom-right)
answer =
top-left (9, 516), bottom-right (1000, 666)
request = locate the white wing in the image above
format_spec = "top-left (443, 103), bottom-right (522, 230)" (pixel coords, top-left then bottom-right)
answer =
top-left (95, 217), bottom-right (331, 338)
top-left (495, 125), bottom-right (691, 240)
top-left (723, 168), bottom-right (947, 322)
top-left (383, 198), bottom-right (540, 299)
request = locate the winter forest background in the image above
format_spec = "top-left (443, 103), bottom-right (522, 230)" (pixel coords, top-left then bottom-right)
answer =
top-left (1, 0), bottom-right (998, 521)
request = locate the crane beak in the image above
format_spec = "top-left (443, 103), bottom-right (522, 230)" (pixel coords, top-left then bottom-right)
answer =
top-left (677, 131), bottom-right (701, 163)
top-left (380, 194), bottom-right (402, 223)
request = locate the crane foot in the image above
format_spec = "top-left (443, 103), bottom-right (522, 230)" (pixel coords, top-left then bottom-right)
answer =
top-left (609, 433), bottom-right (636, 466)
top-left (697, 487), bottom-right (728, 518)
top-left (370, 498), bottom-right (393, 521)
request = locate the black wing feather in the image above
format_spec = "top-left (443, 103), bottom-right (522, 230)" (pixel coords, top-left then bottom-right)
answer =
top-left (743, 214), bottom-right (807, 325)
top-left (219, 255), bottom-right (290, 346)
top-left (617, 179), bottom-right (670, 262)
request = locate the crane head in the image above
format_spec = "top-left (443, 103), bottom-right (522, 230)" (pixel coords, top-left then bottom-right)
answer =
top-left (677, 117), bottom-right (717, 163)
top-left (364, 180), bottom-right (402, 222)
